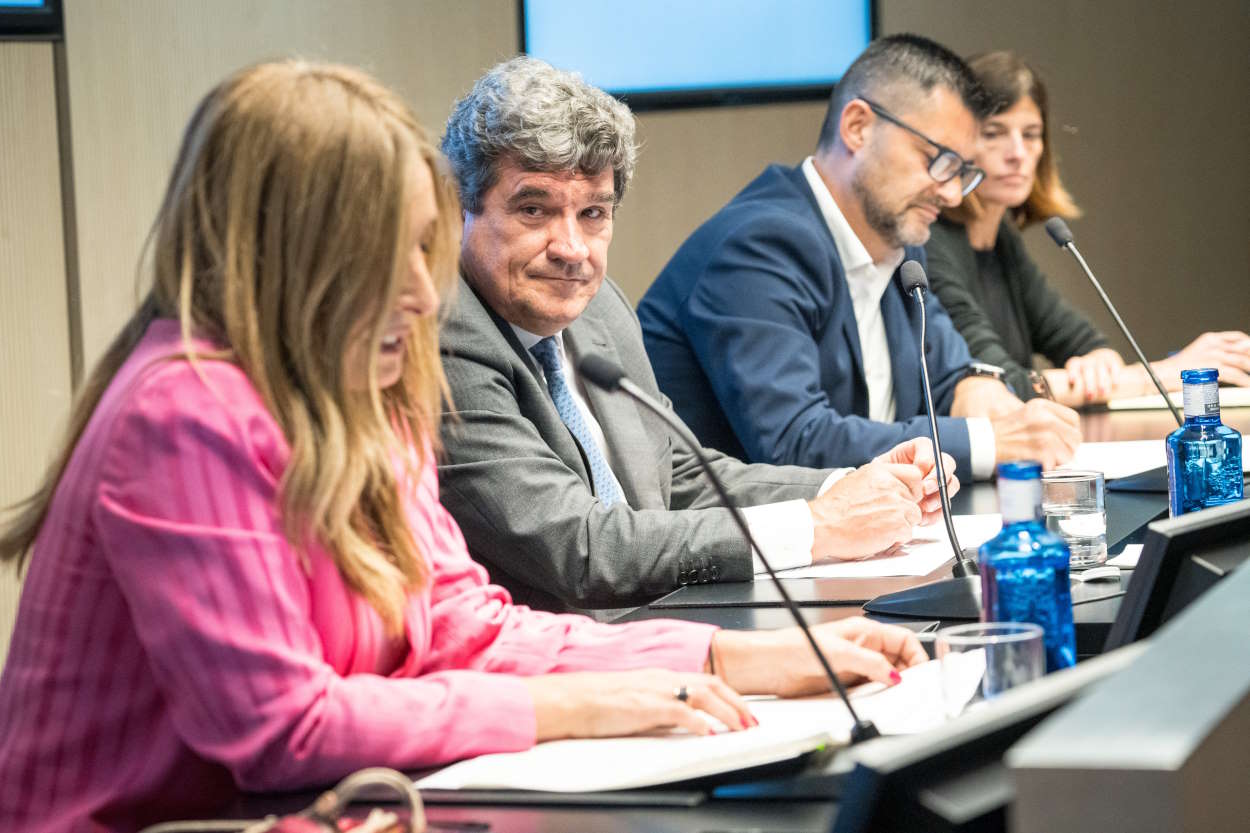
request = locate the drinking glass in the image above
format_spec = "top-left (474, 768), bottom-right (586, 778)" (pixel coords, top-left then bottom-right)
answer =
top-left (936, 622), bottom-right (1045, 718)
top-left (1042, 469), bottom-right (1108, 569)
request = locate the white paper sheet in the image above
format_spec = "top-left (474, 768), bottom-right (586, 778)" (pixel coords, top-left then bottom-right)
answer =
top-left (774, 513), bottom-right (1004, 579)
top-left (1064, 440), bottom-right (1250, 480)
top-left (1108, 543), bottom-right (1143, 568)
top-left (1062, 440), bottom-right (1167, 480)
top-left (415, 657), bottom-right (981, 793)
top-left (1108, 387), bottom-right (1250, 411)
top-left (414, 717), bottom-right (832, 792)
top-left (750, 651), bottom-right (986, 735)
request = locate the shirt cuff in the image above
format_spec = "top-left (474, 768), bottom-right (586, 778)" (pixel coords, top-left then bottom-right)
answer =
top-left (967, 417), bottom-right (997, 480)
top-left (741, 498), bottom-right (815, 574)
top-left (817, 468), bottom-right (851, 496)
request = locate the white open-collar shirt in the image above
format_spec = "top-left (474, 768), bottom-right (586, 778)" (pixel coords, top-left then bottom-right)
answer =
top-left (801, 158), bottom-right (995, 479)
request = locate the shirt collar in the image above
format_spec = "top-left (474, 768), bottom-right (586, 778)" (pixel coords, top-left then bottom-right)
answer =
top-left (800, 156), bottom-right (904, 275)
top-left (510, 323), bottom-right (564, 354)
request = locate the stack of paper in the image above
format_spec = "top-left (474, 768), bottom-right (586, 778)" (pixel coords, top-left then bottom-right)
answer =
top-left (415, 656), bottom-right (985, 792)
top-left (1108, 387), bottom-right (1250, 411)
top-left (1062, 440), bottom-right (1167, 480)
top-left (1063, 440), bottom-right (1249, 479)
top-left (774, 514), bottom-right (1004, 579)
top-left (415, 718), bottom-right (833, 792)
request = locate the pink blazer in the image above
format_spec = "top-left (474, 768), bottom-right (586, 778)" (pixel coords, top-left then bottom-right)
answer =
top-left (0, 319), bottom-right (716, 832)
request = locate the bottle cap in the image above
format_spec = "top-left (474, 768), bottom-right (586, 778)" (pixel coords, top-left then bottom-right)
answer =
top-left (997, 461), bottom-right (1042, 481)
top-left (1180, 367), bottom-right (1218, 385)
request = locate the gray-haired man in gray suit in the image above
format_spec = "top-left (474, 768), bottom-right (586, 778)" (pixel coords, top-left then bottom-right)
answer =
top-left (437, 57), bottom-right (958, 615)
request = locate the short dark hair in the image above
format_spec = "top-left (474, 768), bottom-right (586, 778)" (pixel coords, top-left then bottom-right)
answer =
top-left (816, 34), bottom-right (992, 151)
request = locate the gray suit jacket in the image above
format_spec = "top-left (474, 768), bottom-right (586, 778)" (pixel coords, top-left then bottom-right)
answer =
top-left (438, 276), bottom-right (831, 612)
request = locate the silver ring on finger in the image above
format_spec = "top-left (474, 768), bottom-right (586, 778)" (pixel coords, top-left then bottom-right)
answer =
top-left (674, 684), bottom-right (690, 703)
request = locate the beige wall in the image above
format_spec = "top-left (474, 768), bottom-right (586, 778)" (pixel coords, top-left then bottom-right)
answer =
top-left (65, 0), bottom-right (516, 369)
top-left (2, 1), bottom-right (1248, 663)
top-left (0, 42), bottom-right (72, 662)
top-left (617, 0), bottom-right (1250, 359)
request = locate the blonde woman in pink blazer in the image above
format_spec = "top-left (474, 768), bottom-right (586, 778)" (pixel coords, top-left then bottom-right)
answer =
top-left (0, 61), bottom-right (924, 832)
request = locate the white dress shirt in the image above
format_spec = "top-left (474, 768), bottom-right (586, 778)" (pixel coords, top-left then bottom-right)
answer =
top-left (511, 323), bottom-right (844, 572)
top-left (801, 158), bottom-right (996, 479)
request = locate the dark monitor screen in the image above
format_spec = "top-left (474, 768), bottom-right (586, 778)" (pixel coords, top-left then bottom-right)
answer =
top-left (0, 0), bottom-right (61, 39)
top-left (1104, 498), bottom-right (1250, 651)
top-left (519, 0), bottom-right (875, 110)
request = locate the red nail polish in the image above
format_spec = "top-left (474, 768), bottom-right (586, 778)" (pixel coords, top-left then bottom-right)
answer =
top-left (741, 717), bottom-right (750, 729)
top-left (889, 670), bottom-right (902, 685)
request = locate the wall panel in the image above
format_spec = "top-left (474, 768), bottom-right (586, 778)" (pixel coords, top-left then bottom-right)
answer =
top-left (0, 42), bottom-right (72, 665)
top-left (63, 0), bottom-right (518, 370)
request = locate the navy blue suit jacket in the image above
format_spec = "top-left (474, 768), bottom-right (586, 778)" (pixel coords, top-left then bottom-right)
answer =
top-left (638, 163), bottom-right (977, 480)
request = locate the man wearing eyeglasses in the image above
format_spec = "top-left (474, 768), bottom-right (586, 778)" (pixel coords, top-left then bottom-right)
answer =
top-left (638, 34), bottom-right (1081, 481)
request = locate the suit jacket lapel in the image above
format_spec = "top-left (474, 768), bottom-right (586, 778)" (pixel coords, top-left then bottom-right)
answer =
top-left (792, 168), bottom-right (868, 400)
top-left (838, 277), bottom-right (867, 396)
top-left (565, 296), bottom-right (657, 508)
top-left (884, 270), bottom-right (922, 421)
top-left (470, 282), bottom-right (594, 486)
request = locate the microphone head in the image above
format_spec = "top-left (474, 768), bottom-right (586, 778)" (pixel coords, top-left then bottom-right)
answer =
top-left (578, 354), bottom-right (625, 391)
top-left (900, 260), bottom-right (929, 294)
top-left (1044, 217), bottom-right (1074, 247)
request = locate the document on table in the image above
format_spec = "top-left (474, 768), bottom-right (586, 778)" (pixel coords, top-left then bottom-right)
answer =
top-left (1062, 440), bottom-right (1166, 480)
top-left (415, 657), bottom-right (983, 793)
top-left (1108, 387), bottom-right (1250, 411)
top-left (773, 513), bottom-right (1004, 579)
top-left (1108, 544), bottom-right (1143, 568)
top-left (1064, 440), bottom-right (1250, 479)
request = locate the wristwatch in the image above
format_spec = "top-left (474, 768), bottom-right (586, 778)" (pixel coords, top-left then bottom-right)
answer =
top-left (965, 361), bottom-right (1007, 382)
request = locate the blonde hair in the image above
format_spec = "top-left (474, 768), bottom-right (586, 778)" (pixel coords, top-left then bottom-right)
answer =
top-left (944, 51), bottom-right (1081, 229)
top-left (0, 60), bottom-right (461, 634)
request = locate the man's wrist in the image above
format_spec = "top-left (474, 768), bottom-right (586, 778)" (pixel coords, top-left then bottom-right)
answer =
top-left (952, 375), bottom-right (1016, 417)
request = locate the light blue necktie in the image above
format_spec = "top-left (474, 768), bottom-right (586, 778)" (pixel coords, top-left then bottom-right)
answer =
top-left (530, 336), bottom-right (624, 508)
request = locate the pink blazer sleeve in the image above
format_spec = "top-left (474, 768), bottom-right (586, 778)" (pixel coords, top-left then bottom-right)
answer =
top-left (92, 362), bottom-right (536, 789)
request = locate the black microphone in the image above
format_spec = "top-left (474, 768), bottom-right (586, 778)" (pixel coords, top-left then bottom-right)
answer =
top-left (859, 263), bottom-right (984, 621)
top-left (1045, 217), bottom-right (1182, 427)
top-left (578, 353), bottom-right (881, 744)
top-left (898, 260), bottom-right (976, 580)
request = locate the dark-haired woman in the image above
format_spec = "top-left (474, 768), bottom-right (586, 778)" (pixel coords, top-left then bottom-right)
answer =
top-left (926, 51), bottom-right (1250, 406)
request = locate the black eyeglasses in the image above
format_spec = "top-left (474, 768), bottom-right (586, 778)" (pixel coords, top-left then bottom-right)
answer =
top-left (859, 98), bottom-right (984, 197)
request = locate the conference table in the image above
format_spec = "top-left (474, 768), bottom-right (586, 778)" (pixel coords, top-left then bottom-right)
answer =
top-left (224, 406), bottom-right (1250, 833)
top-left (617, 406), bottom-right (1250, 648)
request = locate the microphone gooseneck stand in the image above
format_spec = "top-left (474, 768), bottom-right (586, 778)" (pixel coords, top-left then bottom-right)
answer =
top-left (861, 261), bottom-right (982, 621)
top-left (905, 263), bottom-right (974, 579)
top-left (578, 355), bottom-right (880, 744)
top-left (1044, 217), bottom-right (1182, 429)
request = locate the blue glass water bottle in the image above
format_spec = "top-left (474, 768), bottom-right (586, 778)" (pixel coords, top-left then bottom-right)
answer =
top-left (979, 461), bottom-right (1077, 672)
top-left (1166, 368), bottom-right (1243, 517)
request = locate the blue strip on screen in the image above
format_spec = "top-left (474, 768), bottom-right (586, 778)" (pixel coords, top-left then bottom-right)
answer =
top-left (0, 0), bottom-right (48, 8)
top-left (523, 0), bottom-right (871, 95)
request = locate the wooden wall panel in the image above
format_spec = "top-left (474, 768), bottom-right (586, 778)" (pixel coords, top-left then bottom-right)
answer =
top-left (63, 0), bottom-right (518, 371)
top-left (0, 43), bottom-right (72, 665)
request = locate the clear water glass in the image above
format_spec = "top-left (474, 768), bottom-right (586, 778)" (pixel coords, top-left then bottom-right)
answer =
top-left (936, 622), bottom-right (1045, 718)
top-left (1042, 470), bottom-right (1107, 569)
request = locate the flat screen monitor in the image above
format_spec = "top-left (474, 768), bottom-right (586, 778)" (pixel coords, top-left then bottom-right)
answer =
top-left (519, 0), bottom-right (875, 110)
top-left (1104, 498), bottom-right (1250, 651)
top-left (828, 643), bottom-right (1143, 833)
top-left (0, 0), bottom-right (61, 39)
